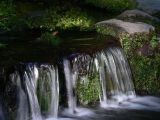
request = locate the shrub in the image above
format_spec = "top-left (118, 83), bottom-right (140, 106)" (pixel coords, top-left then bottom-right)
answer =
top-left (76, 74), bottom-right (101, 105)
top-left (27, 7), bottom-right (94, 31)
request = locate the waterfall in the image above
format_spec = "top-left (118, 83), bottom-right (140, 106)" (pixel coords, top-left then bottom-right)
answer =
top-left (24, 64), bottom-right (42, 120)
top-left (9, 72), bottom-right (29, 120)
top-left (38, 65), bottom-right (59, 119)
top-left (95, 47), bottom-right (135, 105)
top-left (63, 59), bottom-right (77, 113)
top-left (2, 46), bottom-right (136, 119)
top-left (8, 64), bottom-right (59, 120)
top-left (63, 47), bottom-right (135, 108)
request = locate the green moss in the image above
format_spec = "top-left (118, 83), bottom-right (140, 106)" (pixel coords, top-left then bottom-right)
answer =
top-left (96, 24), bottom-right (117, 37)
top-left (121, 33), bottom-right (160, 95)
top-left (26, 8), bottom-right (95, 31)
top-left (76, 74), bottom-right (101, 105)
top-left (56, 9), bottom-right (94, 30)
top-left (0, 0), bottom-right (136, 32)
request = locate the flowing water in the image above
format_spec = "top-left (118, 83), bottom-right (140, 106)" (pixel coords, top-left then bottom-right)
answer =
top-left (0, 33), bottom-right (160, 120)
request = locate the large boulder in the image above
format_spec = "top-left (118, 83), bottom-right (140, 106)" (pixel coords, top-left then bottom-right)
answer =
top-left (96, 19), bottom-right (155, 57)
top-left (117, 9), bottom-right (160, 23)
top-left (96, 19), bottom-right (155, 37)
top-left (136, 0), bottom-right (160, 16)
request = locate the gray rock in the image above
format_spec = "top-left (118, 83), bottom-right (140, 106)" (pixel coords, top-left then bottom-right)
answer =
top-left (118, 9), bottom-right (160, 23)
top-left (136, 0), bottom-right (160, 15)
top-left (96, 19), bottom-right (155, 35)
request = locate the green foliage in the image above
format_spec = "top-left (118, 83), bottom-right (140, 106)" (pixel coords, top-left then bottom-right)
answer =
top-left (76, 74), bottom-right (101, 105)
top-left (120, 33), bottom-right (150, 58)
top-left (84, 0), bottom-right (136, 11)
top-left (121, 33), bottom-right (160, 95)
top-left (27, 8), bottom-right (94, 31)
top-left (132, 55), bottom-right (160, 94)
top-left (150, 35), bottom-right (159, 48)
top-left (56, 9), bottom-right (94, 30)
top-left (96, 24), bottom-right (117, 37)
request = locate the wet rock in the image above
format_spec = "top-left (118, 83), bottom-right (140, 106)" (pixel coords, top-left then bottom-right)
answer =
top-left (136, 0), bottom-right (160, 15)
top-left (117, 9), bottom-right (160, 23)
top-left (96, 19), bottom-right (155, 37)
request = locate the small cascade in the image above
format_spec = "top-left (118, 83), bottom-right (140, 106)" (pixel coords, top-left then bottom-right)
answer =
top-left (95, 47), bottom-right (135, 105)
top-left (63, 59), bottom-right (77, 114)
top-left (63, 47), bottom-right (135, 108)
top-left (7, 64), bottom-right (60, 120)
top-left (24, 65), bottom-right (43, 120)
top-left (9, 72), bottom-right (29, 120)
top-left (37, 65), bottom-right (59, 119)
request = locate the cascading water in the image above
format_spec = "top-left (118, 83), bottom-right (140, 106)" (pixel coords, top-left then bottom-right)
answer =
top-left (1, 46), bottom-right (139, 120)
top-left (96, 47), bottom-right (135, 105)
top-left (63, 47), bottom-right (135, 107)
top-left (10, 71), bottom-right (29, 120)
top-left (7, 64), bottom-right (59, 120)
top-left (63, 59), bottom-right (77, 114)
top-left (38, 65), bottom-right (59, 119)
top-left (24, 65), bottom-right (42, 120)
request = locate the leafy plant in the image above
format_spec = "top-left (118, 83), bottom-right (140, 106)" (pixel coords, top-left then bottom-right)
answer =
top-left (76, 74), bottom-right (101, 105)
top-left (121, 33), bottom-right (160, 95)
top-left (150, 35), bottom-right (159, 48)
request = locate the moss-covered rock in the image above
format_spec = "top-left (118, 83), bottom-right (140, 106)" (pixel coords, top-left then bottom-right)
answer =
top-left (96, 19), bottom-right (155, 38)
top-left (96, 16), bottom-right (160, 95)
top-left (120, 33), bottom-right (160, 95)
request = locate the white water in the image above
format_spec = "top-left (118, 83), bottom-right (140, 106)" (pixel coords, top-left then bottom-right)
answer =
top-left (4, 47), bottom-right (158, 120)
top-left (10, 72), bottom-right (29, 120)
top-left (24, 65), bottom-right (42, 120)
top-left (95, 47), bottom-right (135, 106)
top-left (63, 59), bottom-right (77, 114)
top-left (9, 64), bottom-right (59, 120)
